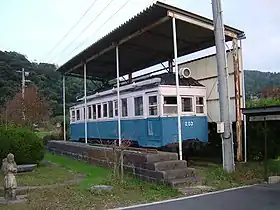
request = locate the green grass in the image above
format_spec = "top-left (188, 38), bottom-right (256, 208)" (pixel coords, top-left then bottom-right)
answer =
top-left (45, 152), bottom-right (110, 187)
top-left (268, 158), bottom-right (280, 175)
top-left (195, 159), bottom-right (280, 189)
top-left (0, 152), bottom-right (180, 210)
top-left (44, 153), bottom-right (179, 197)
top-left (3, 152), bottom-right (278, 209)
top-left (0, 163), bottom-right (77, 187)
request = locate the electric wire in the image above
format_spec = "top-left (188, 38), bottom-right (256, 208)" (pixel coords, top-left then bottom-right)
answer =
top-left (51, 0), bottom-right (116, 64)
top-left (46, 0), bottom-right (98, 62)
top-left (63, 0), bottom-right (133, 62)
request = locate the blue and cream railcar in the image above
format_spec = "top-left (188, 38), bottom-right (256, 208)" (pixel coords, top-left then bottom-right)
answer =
top-left (69, 72), bottom-right (208, 148)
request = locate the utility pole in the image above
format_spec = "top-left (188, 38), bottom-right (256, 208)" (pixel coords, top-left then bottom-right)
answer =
top-left (16, 68), bottom-right (31, 121)
top-left (211, 0), bottom-right (235, 172)
top-left (232, 38), bottom-right (242, 162)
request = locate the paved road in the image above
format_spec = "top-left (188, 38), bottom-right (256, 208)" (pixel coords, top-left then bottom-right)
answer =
top-left (118, 184), bottom-right (280, 210)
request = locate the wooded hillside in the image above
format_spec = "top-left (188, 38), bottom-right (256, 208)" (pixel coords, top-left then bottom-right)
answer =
top-left (0, 50), bottom-right (98, 117)
top-left (244, 70), bottom-right (280, 99)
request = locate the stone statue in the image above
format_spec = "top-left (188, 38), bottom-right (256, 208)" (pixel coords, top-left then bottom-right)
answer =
top-left (1, 153), bottom-right (17, 200)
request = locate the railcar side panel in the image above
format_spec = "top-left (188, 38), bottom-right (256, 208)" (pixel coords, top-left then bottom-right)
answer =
top-left (161, 116), bottom-right (208, 146)
top-left (70, 115), bottom-right (207, 147)
top-left (70, 118), bottom-right (163, 147)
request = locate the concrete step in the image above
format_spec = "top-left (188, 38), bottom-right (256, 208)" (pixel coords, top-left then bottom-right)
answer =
top-left (177, 185), bottom-right (215, 195)
top-left (145, 152), bottom-right (178, 163)
top-left (163, 168), bottom-right (196, 180)
top-left (167, 176), bottom-right (203, 188)
top-left (146, 160), bottom-right (188, 171)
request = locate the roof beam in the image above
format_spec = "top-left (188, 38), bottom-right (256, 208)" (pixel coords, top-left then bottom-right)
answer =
top-left (167, 10), bottom-right (237, 39)
top-left (65, 72), bottom-right (105, 82)
top-left (122, 43), bottom-right (171, 60)
top-left (146, 30), bottom-right (194, 46)
top-left (65, 16), bottom-right (170, 74)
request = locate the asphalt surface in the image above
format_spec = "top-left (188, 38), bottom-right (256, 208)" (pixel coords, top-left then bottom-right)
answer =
top-left (121, 184), bottom-right (280, 210)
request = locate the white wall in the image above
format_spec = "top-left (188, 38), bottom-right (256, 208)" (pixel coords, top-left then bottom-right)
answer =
top-left (179, 50), bottom-right (244, 122)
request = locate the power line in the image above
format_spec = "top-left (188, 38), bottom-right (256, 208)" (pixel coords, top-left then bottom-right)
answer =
top-left (46, 0), bottom-right (98, 62)
top-left (51, 0), bottom-right (116, 64)
top-left (56, 0), bottom-right (156, 65)
top-left (62, 0), bottom-right (133, 62)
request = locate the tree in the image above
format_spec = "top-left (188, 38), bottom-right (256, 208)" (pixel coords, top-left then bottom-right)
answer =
top-left (4, 84), bottom-right (52, 128)
top-left (0, 50), bottom-right (100, 119)
top-left (261, 86), bottom-right (280, 99)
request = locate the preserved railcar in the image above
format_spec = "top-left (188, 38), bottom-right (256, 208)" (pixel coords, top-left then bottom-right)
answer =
top-left (69, 70), bottom-right (208, 148)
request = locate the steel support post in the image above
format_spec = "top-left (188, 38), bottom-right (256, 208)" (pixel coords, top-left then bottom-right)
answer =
top-left (172, 17), bottom-right (183, 161)
top-left (168, 60), bottom-right (173, 72)
top-left (232, 38), bottom-right (242, 161)
top-left (211, 0), bottom-right (235, 172)
top-left (63, 75), bottom-right (66, 141)
top-left (264, 118), bottom-right (268, 181)
top-left (116, 46), bottom-right (121, 146)
top-left (83, 63), bottom-right (88, 144)
top-left (128, 73), bottom-right (132, 83)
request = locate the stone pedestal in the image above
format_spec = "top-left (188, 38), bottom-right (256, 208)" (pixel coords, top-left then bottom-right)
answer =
top-left (0, 195), bottom-right (28, 205)
top-left (17, 164), bottom-right (37, 173)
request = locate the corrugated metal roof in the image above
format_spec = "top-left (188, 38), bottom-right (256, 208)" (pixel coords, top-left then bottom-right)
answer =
top-left (57, 1), bottom-right (245, 81)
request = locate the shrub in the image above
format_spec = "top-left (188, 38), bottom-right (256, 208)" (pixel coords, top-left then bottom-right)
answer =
top-left (0, 126), bottom-right (45, 164)
top-left (42, 133), bottom-right (62, 146)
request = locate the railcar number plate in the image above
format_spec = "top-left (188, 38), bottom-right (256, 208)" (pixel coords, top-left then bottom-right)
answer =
top-left (184, 121), bottom-right (194, 127)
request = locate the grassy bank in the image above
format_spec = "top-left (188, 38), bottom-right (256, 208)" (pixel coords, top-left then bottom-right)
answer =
top-left (1, 151), bottom-right (279, 209)
top-left (0, 152), bottom-right (180, 210)
top-left (195, 158), bottom-right (280, 189)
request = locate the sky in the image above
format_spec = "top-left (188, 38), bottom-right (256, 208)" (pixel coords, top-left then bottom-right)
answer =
top-left (0, 0), bottom-right (279, 72)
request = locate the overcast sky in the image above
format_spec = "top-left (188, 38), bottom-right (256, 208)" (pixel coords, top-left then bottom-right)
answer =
top-left (0, 0), bottom-right (279, 72)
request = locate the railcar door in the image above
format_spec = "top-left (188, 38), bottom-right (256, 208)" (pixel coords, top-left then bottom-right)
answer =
top-left (145, 94), bottom-right (162, 147)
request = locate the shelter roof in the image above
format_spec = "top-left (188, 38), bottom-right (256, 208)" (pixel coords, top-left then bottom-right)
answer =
top-left (241, 105), bottom-right (280, 116)
top-left (57, 1), bottom-right (245, 81)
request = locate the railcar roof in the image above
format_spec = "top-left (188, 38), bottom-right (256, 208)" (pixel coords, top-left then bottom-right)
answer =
top-left (57, 1), bottom-right (245, 81)
top-left (96, 71), bottom-right (203, 91)
top-left (71, 72), bottom-right (204, 106)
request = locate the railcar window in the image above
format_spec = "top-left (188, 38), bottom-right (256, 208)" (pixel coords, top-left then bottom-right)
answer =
top-left (108, 101), bottom-right (113, 118)
top-left (148, 96), bottom-right (158, 116)
top-left (93, 104), bottom-right (96, 119)
top-left (103, 103), bottom-right (108, 118)
top-left (164, 97), bottom-right (177, 104)
top-left (114, 100), bottom-right (118, 117)
top-left (88, 105), bottom-right (92, 119)
top-left (163, 96), bottom-right (177, 114)
top-left (134, 96), bottom-right (143, 116)
top-left (196, 97), bottom-right (204, 113)
top-left (97, 104), bottom-right (101, 118)
top-left (182, 97), bottom-right (193, 112)
top-left (122, 98), bottom-right (128, 117)
top-left (76, 109), bottom-right (80, 120)
top-left (71, 110), bottom-right (75, 122)
top-left (83, 107), bottom-right (85, 120)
